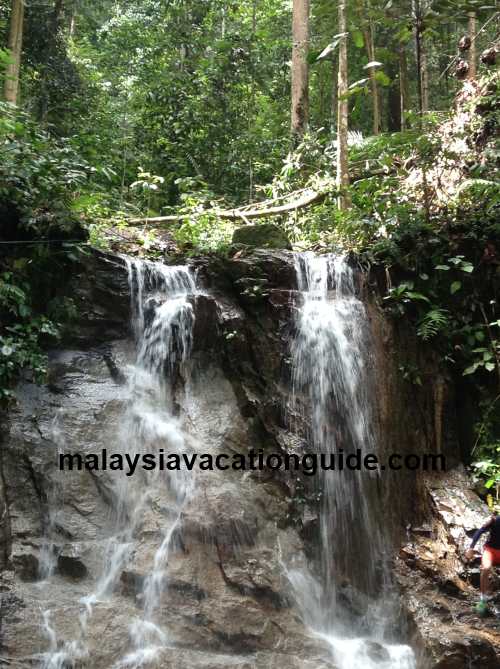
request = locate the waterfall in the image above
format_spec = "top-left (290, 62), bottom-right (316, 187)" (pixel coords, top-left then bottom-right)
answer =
top-left (40, 258), bottom-right (199, 669)
top-left (288, 252), bottom-right (416, 669)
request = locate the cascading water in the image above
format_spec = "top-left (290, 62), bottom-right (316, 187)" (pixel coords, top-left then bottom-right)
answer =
top-left (288, 252), bottom-right (416, 669)
top-left (38, 411), bottom-right (65, 582)
top-left (40, 258), bottom-right (199, 669)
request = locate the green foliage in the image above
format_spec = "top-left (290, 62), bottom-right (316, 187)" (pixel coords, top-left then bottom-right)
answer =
top-left (417, 308), bottom-right (450, 341)
top-left (0, 102), bottom-right (88, 235)
top-left (130, 169), bottom-right (165, 216)
top-left (398, 363), bottom-right (423, 386)
top-left (471, 396), bottom-right (500, 505)
top-left (0, 272), bottom-right (61, 401)
top-left (0, 103), bottom-right (87, 400)
top-left (174, 213), bottom-right (234, 254)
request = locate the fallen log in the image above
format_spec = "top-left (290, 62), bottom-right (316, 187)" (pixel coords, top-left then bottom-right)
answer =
top-left (125, 189), bottom-right (329, 226)
top-left (123, 166), bottom-right (394, 227)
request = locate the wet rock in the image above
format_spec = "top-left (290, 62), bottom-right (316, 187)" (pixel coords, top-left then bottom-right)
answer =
top-left (191, 294), bottom-right (221, 352)
top-left (433, 633), bottom-right (499, 669)
top-left (229, 249), bottom-right (296, 287)
top-left (11, 550), bottom-right (39, 581)
top-left (57, 544), bottom-right (89, 579)
top-left (411, 524), bottom-right (433, 537)
top-left (364, 640), bottom-right (391, 663)
top-left (70, 250), bottom-right (131, 343)
top-left (120, 569), bottom-right (145, 596)
top-left (232, 224), bottom-right (292, 250)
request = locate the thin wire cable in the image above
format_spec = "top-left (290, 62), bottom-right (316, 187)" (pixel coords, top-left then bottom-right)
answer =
top-left (0, 238), bottom-right (142, 245)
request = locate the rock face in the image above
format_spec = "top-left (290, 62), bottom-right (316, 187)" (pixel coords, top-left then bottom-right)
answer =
top-left (0, 249), bottom-right (498, 668)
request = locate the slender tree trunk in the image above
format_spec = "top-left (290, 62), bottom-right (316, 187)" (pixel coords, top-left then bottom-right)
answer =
top-left (421, 41), bottom-right (429, 112)
top-left (468, 11), bottom-right (477, 79)
top-left (291, 0), bottom-right (309, 140)
top-left (4, 0), bottom-right (25, 105)
top-left (69, 11), bottom-right (76, 38)
top-left (387, 59), bottom-right (401, 131)
top-left (399, 43), bottom-right (409, 129)
top-left (67, 0), bottom-right (78, 37)
top-left (337, 0), bottom-right (350, 210)
top-left (361, 8), bottom-right (380, 135)
top-left (363, 28), bottom-right (380, 134)
top-left (248, 0), bottom-right (257, 202)
top-left (414, 0), bottom-right (423, 114)
top-left (356, 0), bottom-right (379, 134)
top-left (414, 0), bottom-right (428, 114)
top-left (331, 59), bottom-right (338, 134)
top-left (221, 6), bottom-right (226, 38)
top-left (53, 0), bottom-right (64, 33)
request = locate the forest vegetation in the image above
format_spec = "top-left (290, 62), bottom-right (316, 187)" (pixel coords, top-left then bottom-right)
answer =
top-left (0, 0), bottom-right (499, 502)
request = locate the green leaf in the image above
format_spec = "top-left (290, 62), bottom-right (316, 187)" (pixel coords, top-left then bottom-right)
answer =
top-left (450, 281), bottom-right (461, 294)
top-left (373, 70), bottom-right (391, 86)
top-left (18, 304), bottom-right (30, 318)
top-left (461, 263), bottom-right (474, 273)
top-left (463, 364), bottom-right (479, 375)
top-left (407, 291), bottom-right (431, 302)
top-left (435, 265), bottom-right (450, 271)
top-left (485, 362), bottom-right (495, 372)
top-left (353, 30), bottom-right (364, 48)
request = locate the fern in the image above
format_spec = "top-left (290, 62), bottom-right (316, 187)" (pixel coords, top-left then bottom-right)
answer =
top-left (417, 308), bottom-right (450, 341)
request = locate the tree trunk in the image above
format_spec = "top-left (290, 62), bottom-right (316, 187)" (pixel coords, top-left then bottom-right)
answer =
top-left (331, 59), bottom-right (337, 133)
top-left (356, 0), bottom-right (379, 134)
top-left (291, 0), bottom-right (309, 140)
top-left (468, 11), bottom-right (477, 79)
top-left (387, 59), bottom-right (401, 132)
top-left (69, 10), bottom-right (76, 38)
top-left (414, 0), bottom-right (428, 114)
top-left (361, 16), bottom-right (380, 134)
top-left (399, 43), bottom-right (409, 129)
top-left (53, 0), bottom-right (64, 33)
top-left (337, 0), bottom-right (350, 210)
top-left (421, 40), bottom-right (429, 112)
top-left (4, 0), bottom-right (25, 105)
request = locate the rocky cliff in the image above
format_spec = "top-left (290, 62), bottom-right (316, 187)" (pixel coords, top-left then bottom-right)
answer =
top-left (0, 248), bottom-right (498, 668)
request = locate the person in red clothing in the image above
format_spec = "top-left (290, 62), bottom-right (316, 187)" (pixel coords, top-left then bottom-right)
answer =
top-left (466, 513), bottom-right (500, 601)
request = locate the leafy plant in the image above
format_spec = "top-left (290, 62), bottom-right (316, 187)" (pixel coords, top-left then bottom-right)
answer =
top-left (0, 101), bottom-right (89, 236)
top-left (463, 346), bottom-right (498, 377)
top-left (130, 169), bottom-right (165, 215)
top-left (417, 308), bottom-right (450, 341)
top-left (383, 282), bottom-right (430, 315)
top-left (0, 273), bottom-right (61, 401)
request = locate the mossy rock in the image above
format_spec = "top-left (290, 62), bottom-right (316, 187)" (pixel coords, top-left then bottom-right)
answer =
top-left (232, 224), bottom-right (292, 250)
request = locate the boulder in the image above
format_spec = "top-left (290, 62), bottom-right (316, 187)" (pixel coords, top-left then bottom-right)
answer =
top-left (232, 224), bottom-right (292, 250)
